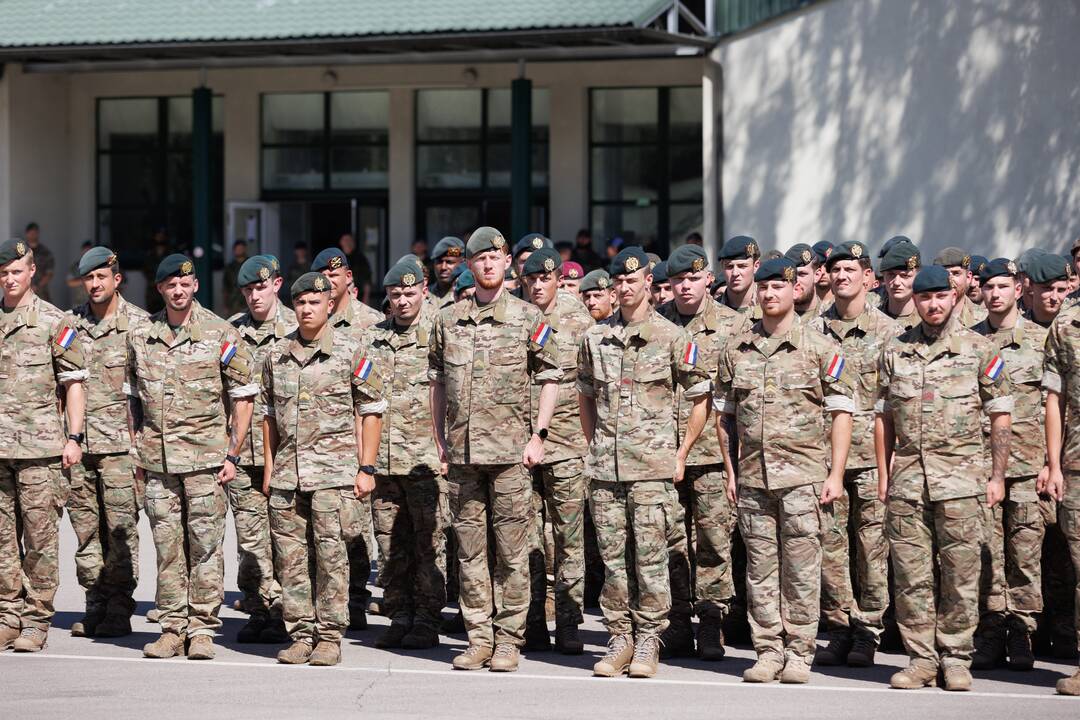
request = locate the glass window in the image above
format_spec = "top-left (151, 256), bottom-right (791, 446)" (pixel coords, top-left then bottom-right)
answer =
top-left (591, 205), bottom-right (658, 250)
top-left (417, 145), bottom-right (482, 189)
top-left (330, 92), bottom-right (389, 144)
top-left (591, 89), bottom-right (658, 143)
top-left (590, 146), bottom-right (661, 202)
top-left (330, 146), bottom-right (389, 189)
top-left (262, 93), bottom-right (324, 145)
top-left (98, 98), bottom-right (158, 151)
top-left (417, 89), bottom-right (482, 142)
top-left (261, 148), bottom-right (325, 191)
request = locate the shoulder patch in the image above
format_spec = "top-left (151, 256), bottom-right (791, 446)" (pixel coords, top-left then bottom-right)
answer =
top-left (354, 356), bottom-right (374, 381)
top-left (55, 326), bottom-right (77, 350)
top-left (220, 341), bottom-right (238, 366)
top-left (683, 342), bottom-right (699, 366)
top-left (531, 322), bottom-right (553, 348)
top-left (984, 354), bottom-right (1004, 381)
top-left (825, 353), bottom-right (846, 380)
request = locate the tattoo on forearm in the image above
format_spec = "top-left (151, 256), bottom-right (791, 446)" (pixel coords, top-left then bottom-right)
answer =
top-left (991, 425), bottom-right (1011, 474)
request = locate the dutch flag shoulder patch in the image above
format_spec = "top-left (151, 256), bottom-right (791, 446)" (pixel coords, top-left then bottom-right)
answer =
top-left (531, 322), bottom-right (552, 348)
top-left (354, 357), bottom-right (373, 381)
top-left (55, 326), bottom-right (76, 350)
top-left (219, 341), bottom-right (238, 367)
top-left (683, 342), bottom-right (699, 367)
top-left (984, 354), bottom-right (1005, 381)
top-left (825, 353), bottom-right (846, 381)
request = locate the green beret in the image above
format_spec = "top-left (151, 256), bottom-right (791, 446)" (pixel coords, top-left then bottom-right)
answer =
top-left (383, 259), bottom-right (425, 288)
top-left (505, 266), bottom-right (518, 281)
top-left (826, 241), bottom-right (870, 269)
top-left (431, 236), bottom-right (464, 260)
top-left (580, 269), bottom-right (612, 293)
top-left (155, 253), bottom-right (195, 283)
top-left (969, 255), bottom-right (989, 278)
top-left (1028, 253), bottom-right (1074, 285)
top-left (450, 263), bottom-right (468, 282)
top-left (312, 248), bottom-right (349, 272)
top-left (878, 235), bottom-right (913, 259)
top-left (1016, 247), bottom-right (1048, 274)
top-left (466, 226), bottom-right (508, 258)
top-left (718, 235), bottom-right (760, 261)
top-left (651, 261), bottom-right (669, 285)
top-left (912, 265), bottom-right (951, 293)
top-left (811, 241), bottom-right (834, 264)
top-left (0, 238), bottom-right (31, 266)
top-left (290, 271), bottom-right (332, 299)
top-left (455, 269), bottom-right (475, 294)
top-left (979, 258), bottom-right (1017, 283)
top-left (754, 257), bottom-right (797, 283)
top-left (711, 274), bottom-right (727, 292)
top-left (237, 255), bottom-right (277, 287)
top-left (762, 250), bottom-right (784, 261)
top-left (78, 246), bottom-right (119, 276)
top-left (880, 242), bottom-right (921, 272)
top-left (522, 248), bottom-right (562, 276)
top-left (261, 254), bottom-right (281, 273)
top-left (397, 253), bottom-right (421, 265)
top-left (784, 243), bottom-right (815, 268)
top-left (933, 247), bottom-right (971, 269)
top-left (646, 252), bottom-right (662, 271)
top-left (609, 246), bottom-right (650, 277)
top-left (513, 233), bottom-right (552, 257)
top-left (667, 245), bottom-right (709, 276)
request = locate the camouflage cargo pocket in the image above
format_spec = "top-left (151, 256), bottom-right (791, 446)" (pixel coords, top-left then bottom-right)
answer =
top-left (886, 497), bottom-right (919, 540)
top-left (938, 497), bottom-right (983, 546)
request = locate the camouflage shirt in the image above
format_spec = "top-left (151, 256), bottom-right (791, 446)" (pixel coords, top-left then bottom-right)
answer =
top-left (126, 301), bottom-right (257, 474)
top-left (954, 295), bottom-right (988, 328)
top-left (877, 317), bottom-right (1013, 502)
top-left (1042, 306), bottom-right (1080, 472)
top-left (721, 292), bottom-right (763, 321)
top-left (716, 321), bottom-right (856, 490)
top-left (228, 303), bottom-right (297, 467)
top-left (261, 325), bottom-right (386, 492)
top-left (577, 308), bottom-right (710, 483)
top-left (973, 316), bottom-right (1047, 486)
top-left (0, 294), bottom-right (88, 460)
top-left (658, 297), bottom-right (750, 467)
top-left (883, 304), bottom-right (921, 331)
top-left (72, 295), bottom-right (150, 456)
top-left (810, 303), bottom-right (902, 471)
top-left (369, 309), bottom-right (441, 477)
top-left (530, 289), bottom-right (594, 464)
top-left (429, 290), bottom-right (562, 466)
top-left (332, 295), bottom-right (383, 334)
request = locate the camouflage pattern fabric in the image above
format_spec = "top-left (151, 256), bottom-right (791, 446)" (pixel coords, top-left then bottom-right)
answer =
top-left (1059, 473), bottom-right (1080, 655)
top-left (954, 294), bottom-right (989, 328)
top-left (884, 305), bottom-right (921, 331)
top-left (332, 295), bottom-right (383, 333)
top-left (227, 467), bottom-right (281, 617)
top-left (341, 491), bottom-right (374, 619)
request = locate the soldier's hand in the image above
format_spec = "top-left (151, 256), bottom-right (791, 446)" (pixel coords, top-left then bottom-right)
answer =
top-left (726, 477), bottom-right (737, 504)
top-left (438, 446), bottom-right (449, 477)
top-left (1036, 465), bottom-right (1050, 495)
top-left (355, 470), bottom-right (375, 498)
top-left (1046, 467), bottom-right (1066, 502)
top-left (673, 454), bottom-right (686, 484)
top-left (522, 435), bottom-right (545, 468)
top-left (217, 459), bottom-right (237, 485)
top-left (820, 472), bottom-right (843, 505)
top-left (987, 477), bottom-right (1006, 507)
top-left (62, 439), bottom-right (82, 469)
top-left (261, 473), bottom-right (271, 497)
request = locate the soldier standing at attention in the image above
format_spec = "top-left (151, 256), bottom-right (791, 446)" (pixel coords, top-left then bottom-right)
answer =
top-left (313, 246), bottom-right (381, 629)
top-left (659, 244), bottom-right (749, 661)
top-left (67, 247), bottom-right (148, 639)
top-left (0, 238), bottom-right (87, 652)
top-left (429, 226), bottom-right (562, 673)
top-left (581, 270), bottom-right (615, 322)
top-left (226, 255), bottom-right (294, 643)
top-left (785, 244), bottom-right (821, 320)
top-left (430, 237), bottom-right (465, 307)
top-left (1024, 253), bottom-right (1072, 328)
top-left (367, 260), bottom-right (446, 651)
top-left (876, 265), bottom-right (1013, 691)
top-left (578, 246), bottom-right (711, 679)
top-left (969, 258), bottom-right (1049, 672)
top-left (812, 241), bottom-right (835, 309)
top-left (128, 254), bottom-right (257, 660)
top-left (715, 257), bottom-right (855, 684)
top-left (810, 242), bottom-right (901, 668)
top-left (520, 248), bottom-right (595, 654)
top-left (880, 240), bottom-right (922, 330)
top-left (262, 272), bottom-right (385, 667)
top-left (717, 236), bottom-right (762, 319)
top-left (933, 248), bottom-right (988, 327)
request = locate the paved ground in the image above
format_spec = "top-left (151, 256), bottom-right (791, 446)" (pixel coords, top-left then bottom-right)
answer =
top-left (1, 514), bottom-right (1078, 720)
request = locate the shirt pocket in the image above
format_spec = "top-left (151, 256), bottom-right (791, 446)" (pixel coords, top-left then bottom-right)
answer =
top-left (1007, 358), bottom-right (1043, 421)
top-left (490, 343), bottom-right (528, 404)
top-left (633, 356), bottom-right (672, 419)
top-left (15, 344), bottom-right (51, 381)
top-left (938, 374), bottom-right (980, 436)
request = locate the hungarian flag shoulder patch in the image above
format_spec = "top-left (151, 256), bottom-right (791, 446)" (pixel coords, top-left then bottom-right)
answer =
top-left (531, 322), bottom-right (552, 348)
top-left (984, 354), bottom-right (1004, 381)
top-left (55, 326), bottom-right (76, 350)
top-left (825, 353), bottom-right (845, 380)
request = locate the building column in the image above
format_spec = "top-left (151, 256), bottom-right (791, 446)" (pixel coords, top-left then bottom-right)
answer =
top-left (702, 54), bottom-right (723, 264)
top-left (387, 87), bottom-right (415, 261)
top-left (192, 85), bottom-right (213, 307)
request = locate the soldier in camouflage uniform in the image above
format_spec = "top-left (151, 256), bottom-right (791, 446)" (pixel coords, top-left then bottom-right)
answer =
top-left (226, 255), bottom-right (294, 643)
top-left (314, 247), bottom-right (382, 629)
top-left (519, 248), bottom-right (595, 654)
top-left (876, 265), bottom-right (1013, 691)
top-left (262, 272), bottom-right (385, 667)
top-left (0, 238), bottom-right (88, 652)
top-left (67, 247), bottom-right (149, 639)
top-left (127, 254), bottom-right (258, 660)
top-left (933, 248), bottom-right (988, 328)
top-left (812, 241), bottom-right (835, 309)
top-left (581, 270), bottom-right (615, 323)
top-left (717, 236), bottom-right (762, 320)
top-left (715, 257), bottom-right (855, 684)
top-left (969, 258), bottom-right (1050, 672)
top-left (659, 245), bottom-right (749, 661)
top-left (785, 244), bottom-right (822, 320)
top-left (1023, 253), bottom-right (1072, 328)
top-left (368, 260), bottom-right (446, 651)
top-left (578, 246), bottom-right (711, 679)
top-left (429, 227), bottom-right (563, 673)
top-left (880, 241), bottom-right (922, 331)
top-left (430, 237), bottom-right (465, 308)
top-left (809, 242), bottom-right (901, 668)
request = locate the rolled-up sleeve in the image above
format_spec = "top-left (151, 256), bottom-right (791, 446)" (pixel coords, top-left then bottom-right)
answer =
top-left (576, 333), bottom-right (596, 398)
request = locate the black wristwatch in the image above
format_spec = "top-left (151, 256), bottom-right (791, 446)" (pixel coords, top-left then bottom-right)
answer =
top-left (358, 464), bottom-right (376, 476)
top-left (534, 427), bottom-right (549, 441)
top-left (67, 433), bottom-right (85, 444)
top-left (225, 454), bottom-right (242, 466)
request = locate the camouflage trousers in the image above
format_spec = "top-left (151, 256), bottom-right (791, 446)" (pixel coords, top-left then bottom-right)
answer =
top-left (887, 493), bottom-right (982, 668)
top-left (667, 465), bottom-right (736, 626)
top-left (1058, 472), bottom-right (1080, 655)
top-left (590, 479), bottom-right (672, 638)
top-left (738, 483), bottom-right (823, 662)
top-left (372, 474), bottom-right (448, 631)
top-left (340, 491), bottom-right (373, 618)
top-left (528, 457), bottom-right (587, 628)
top-left (448, 463), bottom-right (533, 648)
top-left (819, 468), bottom-right (890, 641)
top-left (268, 486), bottom-right (350, 644)
top-left (0, 458), bottom-right (65, 631)
top-left (66, 453), bottom-right (142, 620)
top-left (977, 477), bottom-right (1050, 634)
top-left (143, 470), bottom-right (226, 637)
top-left (227, 467), bottom-right (282, 618)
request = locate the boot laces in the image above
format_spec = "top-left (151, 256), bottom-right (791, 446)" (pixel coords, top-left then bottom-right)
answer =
top-left (633, 635), bottom-right (659, 661)
top-left (603, 634), bottom-right (630, 659)
top-left (492, 643), bottom-right (516, 658)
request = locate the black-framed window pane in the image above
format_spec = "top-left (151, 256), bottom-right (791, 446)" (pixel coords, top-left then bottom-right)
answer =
top-left (98, 98), bottom-right (158, 151)
top-left (261, 147), bottom-right (325, 190)
top-left (262, 93), bottom-right (324, 145)
top-left (417, 145), bottom-right (482, 189)
top-left (98, 153), bottom-right (158, 206)
top-left (669, 204), bottom-right (704, 247)
top-left (591, 146), bottom-right (660, 202)
top-left (591, 89), bottom-right (658, 143)
top-left (330, 146), bottom-right (389, 189)
top-left (167, 152), bottom-right (193, 205)
top-left (591, 205), bottom-right (658, 249)
top-left (417, 89), bottom-right (482, 142)
top-left (330, 91), bottom-right (389, 144)
top-left (423, 205), bottom-right (483, 244)
top-left (167, 96), bottom-right (224, 150)
top-left (669, 143), bottom-right (703, 202)
top-left (98, 207), bottom-right (157, 251)
top-left (669, 87), bottom-right (703, 144)
top-left (488, 88), bottom-right (550, 144)
top-left (486, 142), bottom-right (551, 189)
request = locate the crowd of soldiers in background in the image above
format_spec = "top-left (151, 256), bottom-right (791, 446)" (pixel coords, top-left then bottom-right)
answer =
top-left (3, 220), bottom-right (1080, 697)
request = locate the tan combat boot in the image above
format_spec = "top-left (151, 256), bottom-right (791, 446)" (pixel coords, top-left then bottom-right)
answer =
top-left (780, 653), bottom-right (811, 684)
top-left (890, 661), bottom-right (938, 689)
top-left (1057, 668), bottom-right (1080, 695)
top-left (309, 640), bottom-right (341, 666)
top-left (489, 643), bottom-right (520, 672)
top-left (452, 644), bottom-right (492, 670)
top-left (146, 608), bottom-right (161, 624)
top-left (12, 627), bottom-right (47, 652)
top-left (143, 631), bottom-right (186, 658)
top-left (277, 640), bottom-right (314, 664)
top-left (943, 665), bottom-right (972, 691)
top-left (187, 635), bottom-right (216, 660)
top-left (628, 635), bottom-right (661, 678)
top-left (742, 655), bottom-right (784, 683)
top-left (0, 624), bottom-right (20, 651)
top-left (593, 634), bottom-right (634, 677)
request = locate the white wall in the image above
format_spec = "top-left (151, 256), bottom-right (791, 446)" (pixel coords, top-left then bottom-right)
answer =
top-left (715, 0), bottom-right (1080, 259)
